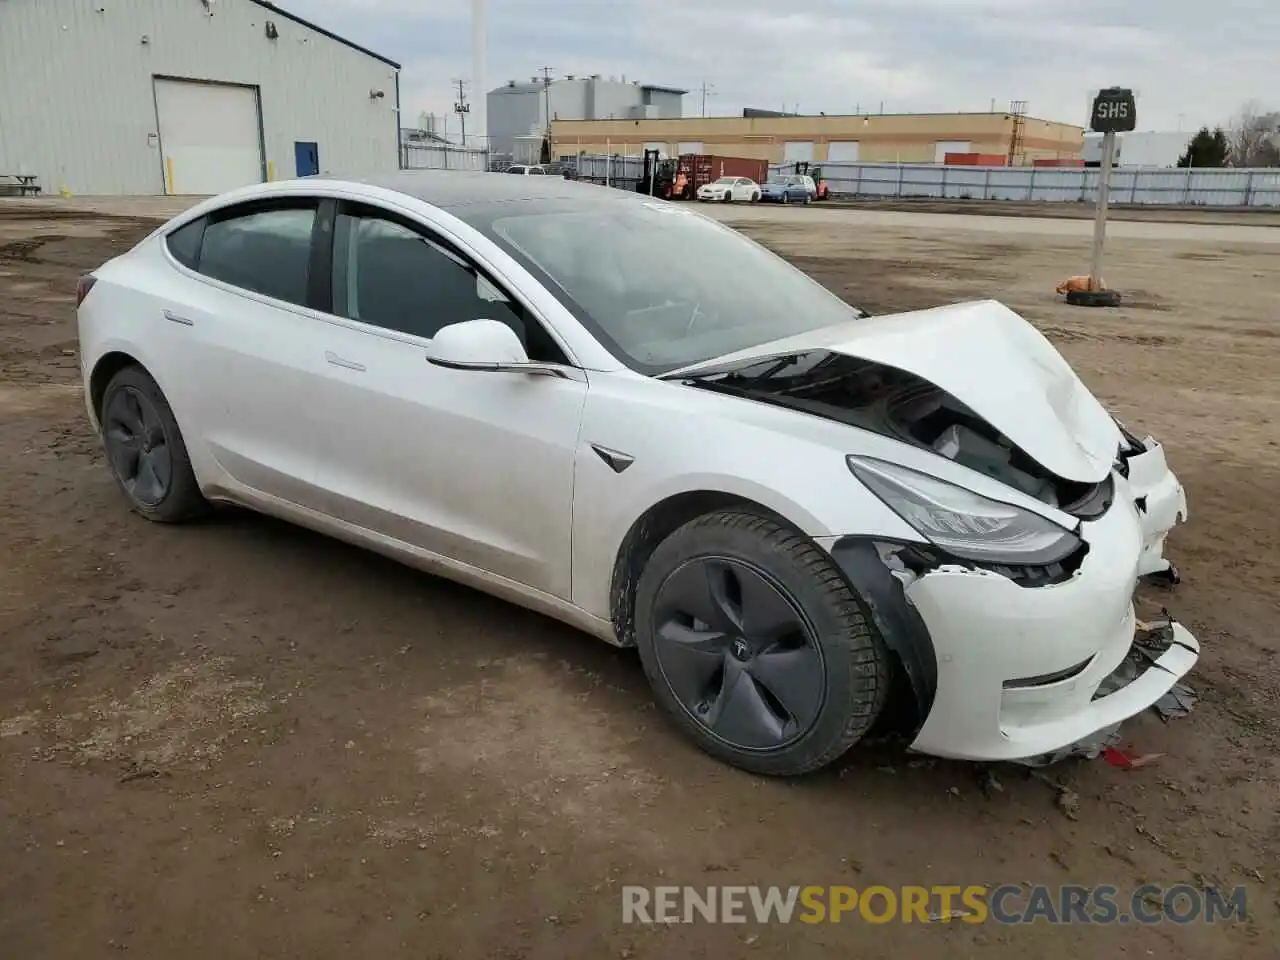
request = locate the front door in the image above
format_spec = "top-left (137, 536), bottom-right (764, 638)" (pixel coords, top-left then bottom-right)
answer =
top-left (294, 141), bottom-right (320, 177)
top-left (309, 202), bottom-right (586, 598)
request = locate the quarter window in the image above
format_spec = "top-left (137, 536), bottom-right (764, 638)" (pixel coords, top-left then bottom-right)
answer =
top-left (165, 217), bottom-right (205, 269)
top-left (196, 201), bottom-right (318, 307)
top-left (329, 207), bottom-right (565, 363)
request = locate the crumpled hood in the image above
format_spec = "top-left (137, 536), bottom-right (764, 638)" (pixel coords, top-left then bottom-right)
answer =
top-left (670, 299), bottom-right (1122, 483)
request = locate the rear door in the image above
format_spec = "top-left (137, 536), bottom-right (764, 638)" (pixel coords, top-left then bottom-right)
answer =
top-left (308, 201), bottom-right (587, 598)
top-left (158, 197), bottom-right (329, 507)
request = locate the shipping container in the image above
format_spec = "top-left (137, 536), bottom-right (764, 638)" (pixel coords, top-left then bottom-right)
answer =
top-left (944, 153), bottom-right (1007, 166)
top-left (676, 154), bottom-right (770, 192)
top-left (1033, 157), bottom-right (1086, 168)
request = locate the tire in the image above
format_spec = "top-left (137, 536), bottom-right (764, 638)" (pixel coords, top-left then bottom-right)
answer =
top-left (99, 365), bottom-right (208, 523)
top-left (634, 509), bottom-right (890, 776)
top-left (721, 192), bottom-right (732, 203)
top-left (751, 192), bottom-right (760, 202)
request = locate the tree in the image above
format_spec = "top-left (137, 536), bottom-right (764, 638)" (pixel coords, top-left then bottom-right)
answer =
top-left (1178, 127), bottom-right (1229, 167)
top-left (1226, 101), bottom-right (1280, 167)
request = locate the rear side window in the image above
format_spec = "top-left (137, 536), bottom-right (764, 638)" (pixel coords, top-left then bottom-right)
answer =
top-left (195, 201), bottom-right (318, 306)
top-left (165, 218), bottom-right (205, 269)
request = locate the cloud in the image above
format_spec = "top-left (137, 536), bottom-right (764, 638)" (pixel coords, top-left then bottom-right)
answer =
top-left (282, 0), bottom-right (1280, 132)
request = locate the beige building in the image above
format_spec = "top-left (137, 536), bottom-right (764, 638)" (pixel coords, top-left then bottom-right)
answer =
top-left (552, 112), bottom-right (1083, 166)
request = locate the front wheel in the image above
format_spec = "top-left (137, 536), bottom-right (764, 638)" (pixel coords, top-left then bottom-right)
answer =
top-left (721, 192), bottom-right (733, 203)
top-left (634, 510), bottom-right (891, 776)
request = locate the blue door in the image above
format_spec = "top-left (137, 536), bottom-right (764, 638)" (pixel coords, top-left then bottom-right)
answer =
top-left (294, 141), bottom-right (319, 177)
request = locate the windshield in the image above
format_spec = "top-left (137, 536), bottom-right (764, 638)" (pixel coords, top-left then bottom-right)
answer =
top-left (480, 200), bottom-right (864, 375)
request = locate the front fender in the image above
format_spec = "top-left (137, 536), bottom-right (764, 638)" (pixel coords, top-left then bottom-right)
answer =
top-left (569, 374), bottom-right (923, 620)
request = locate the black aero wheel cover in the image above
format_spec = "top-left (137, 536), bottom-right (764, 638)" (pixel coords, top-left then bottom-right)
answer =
top-left (103, 385), bottom-right (173, 508)
top-left (650, 556), bottom-right (827, 752)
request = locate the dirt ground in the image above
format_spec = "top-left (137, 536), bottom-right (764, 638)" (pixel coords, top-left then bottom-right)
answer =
top-left (1, 197), bottom-right (1277, 959)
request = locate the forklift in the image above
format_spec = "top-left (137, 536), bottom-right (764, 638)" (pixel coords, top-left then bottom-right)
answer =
top-left (637, 148), bottom-right (682, 200)
top-left (792, 161), bottom-right (831, 201)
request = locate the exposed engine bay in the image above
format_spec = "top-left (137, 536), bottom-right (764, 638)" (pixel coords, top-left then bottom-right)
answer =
top-left (675, 350), bottom-right (1115, 520)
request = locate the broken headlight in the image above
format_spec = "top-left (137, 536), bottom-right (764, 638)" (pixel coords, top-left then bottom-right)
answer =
top-left (847, 456), bottom-right (1083, 565)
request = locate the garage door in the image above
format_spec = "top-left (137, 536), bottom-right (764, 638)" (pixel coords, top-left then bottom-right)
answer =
top-left (827, 141), bottom-right (860, 162)
top-left (783, 141), bottom-right (815, 164)
top-left (155, 79), bottom-right (264, 195)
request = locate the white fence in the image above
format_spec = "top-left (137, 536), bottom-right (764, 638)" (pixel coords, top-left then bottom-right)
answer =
top-left (400, 142), bottom-right (490, 172)
top-left (768, 162), bottom-right (1280, 207)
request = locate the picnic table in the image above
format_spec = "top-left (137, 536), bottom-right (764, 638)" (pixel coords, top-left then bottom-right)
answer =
top-left (0, 174), bottom-right (41, 196)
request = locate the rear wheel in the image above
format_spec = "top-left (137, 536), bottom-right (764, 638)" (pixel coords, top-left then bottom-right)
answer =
top-left (100, 365), bottom-right (208, 523)
top-left (635, 510), bottom-right (891, 776)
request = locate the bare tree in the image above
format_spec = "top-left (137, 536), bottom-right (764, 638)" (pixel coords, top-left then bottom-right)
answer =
top-left (1226, 101), bottom-right (1280, 167)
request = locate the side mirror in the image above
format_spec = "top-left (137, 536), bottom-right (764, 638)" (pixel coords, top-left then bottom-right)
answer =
top-left (425, 319), bottom-right (529, 370)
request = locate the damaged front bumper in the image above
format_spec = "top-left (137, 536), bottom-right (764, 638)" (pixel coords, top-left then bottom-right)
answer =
top-left (1119, 433), bottom-right (1188, 579)
top-left (824, 487), bottom-right (1199, 764)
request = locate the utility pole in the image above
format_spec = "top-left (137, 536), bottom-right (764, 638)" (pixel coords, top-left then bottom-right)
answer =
top-left (698, 80), bottom-right (716, 118)
top-left (453, 79), bottom-right (470, 146)
top-left (538, 66), bottom-right (554, 162)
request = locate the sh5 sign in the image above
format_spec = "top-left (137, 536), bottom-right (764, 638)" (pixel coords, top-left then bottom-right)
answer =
top-left (1090, 88), bottom-right (1137, 133)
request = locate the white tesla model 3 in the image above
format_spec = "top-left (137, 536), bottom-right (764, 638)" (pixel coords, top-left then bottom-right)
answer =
top-left (76, 172), bottom-right (1197, 775)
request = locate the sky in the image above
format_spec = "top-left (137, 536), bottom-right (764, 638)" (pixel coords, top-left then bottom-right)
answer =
top-left (285, 0), bottom-right (1278, 135)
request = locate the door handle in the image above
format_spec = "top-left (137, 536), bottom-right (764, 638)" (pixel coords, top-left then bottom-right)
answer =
top-left (325, 350), bottom-right (366, 372)
top-left (163, 309), bottom-right (194, 326)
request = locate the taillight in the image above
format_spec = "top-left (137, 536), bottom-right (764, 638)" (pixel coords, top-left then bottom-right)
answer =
top-left (76, 274), bottom-right (97, 308)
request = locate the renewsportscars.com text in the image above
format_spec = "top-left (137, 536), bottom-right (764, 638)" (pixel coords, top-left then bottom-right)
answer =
top-left (621, 884), bottom-right (1248, 925)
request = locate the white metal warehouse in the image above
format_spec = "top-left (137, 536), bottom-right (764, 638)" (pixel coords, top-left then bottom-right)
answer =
top-left (0, 0), bottom-right (401, 196)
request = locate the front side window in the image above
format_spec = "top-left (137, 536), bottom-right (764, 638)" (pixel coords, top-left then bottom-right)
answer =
top-left (196, 202), bottom-right (317, 306)
top-left (329, 206), bottom-right (564, 363)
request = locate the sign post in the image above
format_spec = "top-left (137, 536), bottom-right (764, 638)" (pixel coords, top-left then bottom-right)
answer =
top-left (1069, 87), bottom-right (1136, 308)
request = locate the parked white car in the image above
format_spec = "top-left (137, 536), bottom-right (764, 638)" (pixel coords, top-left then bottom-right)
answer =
top-left (696, 176), bottom-right (761, 203)
top-left (505, 164), bottom-right (547, 176)
top-left (76, 172), bottom-right (1196, 776)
